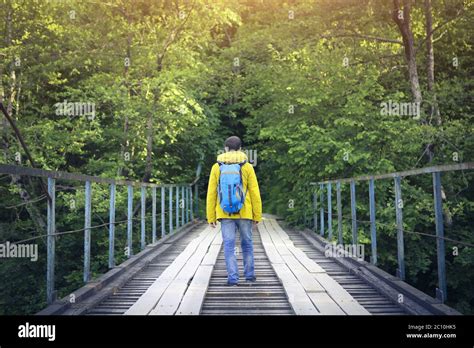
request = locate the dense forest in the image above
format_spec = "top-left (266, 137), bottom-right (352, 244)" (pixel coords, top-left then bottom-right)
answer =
top-left (0, 0), bottom-right (473, 315)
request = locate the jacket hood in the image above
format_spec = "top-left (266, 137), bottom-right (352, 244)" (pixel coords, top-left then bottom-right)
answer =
top-left (217, 150), bottom-right (248, 164)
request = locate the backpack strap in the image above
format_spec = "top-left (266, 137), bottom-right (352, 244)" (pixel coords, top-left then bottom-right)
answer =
top-left (238, 161), bottom-right (248, 203)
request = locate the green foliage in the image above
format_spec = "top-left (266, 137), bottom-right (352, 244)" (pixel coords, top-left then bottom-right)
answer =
top-left (203, 0), bottom-right (473, 313)
top-left (0, 0), bottom-right (473, 314)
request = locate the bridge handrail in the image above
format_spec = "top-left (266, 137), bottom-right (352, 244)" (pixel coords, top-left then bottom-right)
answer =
top-left (0, 164), bottom-right (194, 187)
top-left (0, 163), bottom-right (200, 306)
top-left (309, 162), bottom-right (474, 305)
top-left (310, 162), bottom-right (474, 185)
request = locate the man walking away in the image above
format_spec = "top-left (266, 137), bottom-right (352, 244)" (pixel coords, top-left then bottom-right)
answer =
top-left (206, 136), bottom-right (262, 286)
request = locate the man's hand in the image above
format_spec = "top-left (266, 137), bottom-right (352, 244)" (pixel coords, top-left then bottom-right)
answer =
top-left (209, 222), bottom-right (216, 228)
top-left (253, 221), bottom-right (259, 225)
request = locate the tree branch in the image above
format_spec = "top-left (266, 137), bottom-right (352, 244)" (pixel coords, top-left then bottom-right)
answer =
top-left (0, 101), bottom-right (51, 202)
top-left (320, 33), bottom-right (403, 44)
top-left (157, 0), bottom-right (197, 72)
top-left (415, 5), bottom-right (467, 53)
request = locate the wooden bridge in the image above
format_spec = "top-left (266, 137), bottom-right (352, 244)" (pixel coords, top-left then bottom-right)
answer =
top-left (1, 162), bottom-right (471, 316)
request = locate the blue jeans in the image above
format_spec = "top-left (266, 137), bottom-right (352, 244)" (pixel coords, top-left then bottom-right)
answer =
top-left (220, 219), bottom-right (255, 284)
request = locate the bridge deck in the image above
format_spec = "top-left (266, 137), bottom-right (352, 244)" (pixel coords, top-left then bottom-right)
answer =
top-left (83, 218), bottom-right (407, 315)
top-left (87, 225), bottom-right (206, 315)
top-left (201, 228), bottom-right (294, 315)
top-left (285, 230), bottom-right (406, 315)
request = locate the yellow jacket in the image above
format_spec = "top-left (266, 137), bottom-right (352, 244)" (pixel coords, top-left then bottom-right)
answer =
top-left (206, 150), bottom-right (262, 223)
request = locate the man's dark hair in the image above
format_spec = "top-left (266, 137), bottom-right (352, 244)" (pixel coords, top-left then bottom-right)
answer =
top-left (224, 136), bottom-right (242, 151)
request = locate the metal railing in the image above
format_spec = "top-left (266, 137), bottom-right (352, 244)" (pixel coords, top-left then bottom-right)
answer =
top-left (310, 162), bottom-right (474, 303)
top-left (0, 164), bottom-right (201, 305)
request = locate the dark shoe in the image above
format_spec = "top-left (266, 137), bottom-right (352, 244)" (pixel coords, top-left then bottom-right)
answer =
top-left (227, 282), bottom-right (238, 286)
top-left (245, 277), bottom-right (257, 282)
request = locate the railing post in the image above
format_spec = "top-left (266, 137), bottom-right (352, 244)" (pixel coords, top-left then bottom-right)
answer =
top-left (161, 186), bottom-right (165, 238)
top-left (369, 178), bottom-right (377, 265)
top-left (127, 185), bottom-right (133, 258)
top-left (336, 181), bottom-right (343, 244)
top-left (433, 172), bottom-right (447, 302)
top-left (327, 183), bottom-right (333, 240)
top-left (184, 186), bottom-right (187, 224)
top-left (141, 186), bottom-right (146, 250)
top-left (186, 186), bottom-right (190, 223)
top-left (190, 185), bottom-right (194, 221)
top-left (313, 189), bottom-right (318, 232)
top-left (176, 185), bottom-right (180, 228)
top-left (394, 176), bottom-right (405, 280)
top-left (152, 186), bottom-right (157, 244)
top-left (46, 177), bottom-right (56, 304)
top-left (319, 184), bottom-right (324, 236)
top-left (181, 186), bottom-right (185, 225)
top-left (84, 181), bottom-right (92, 282)
top-left (350, 179), bottom-right (357, 246)
top-left (194, 183), bottom-right (199, 219)
top-left (108, 183), bottom-right (116, 269)
top-left (184, 187), bottom-right (187, 222)
top-left (169, 186), bottom-right (173, 234)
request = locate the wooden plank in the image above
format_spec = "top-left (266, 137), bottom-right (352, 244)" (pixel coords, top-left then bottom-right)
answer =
top-left (287, 245), bottom-right (326, 274)
top-left (265, 218), bottom-right (370, 315)
top-left (307, 292), bottom-right (345, 315)
top-left (268, 219), bottom-right (291, 240)
top-left (176, 265), bottom-right (214, 315)
top-left (150, 228), bottom-right (218, 315)
top-left (150, 229), bottom-right (217, 315)
top-left (313, 273), bottom-right (370, 315)
top-left (257, 223), bottom-right (285, 264)
top-left (201, 245), bottom-right (221, 266)
top-left (212, 232), bottom-right (223, 245)
top-left (280, 253), bottom-right (325, 292)
top-left (260, 219), bottom-right (320, 315)
top-left (263, 220), bottom-right (291, 256)
top-left (267, 219), bottom-right (287, 239)
top-left (265, 225), bottom-right (292, 256)
top-left (268, 219), bottom-right (326, 273)
top-left (124, 226), bottom-right (214, 315)
top-left (265, 220), bottom-right (325, 292)
top-left (259, 224), bottom-right (286, 264)
top-left (202, 232), bottom-right (222, 266)
top-left (272, 263), bottom-right (319, 315)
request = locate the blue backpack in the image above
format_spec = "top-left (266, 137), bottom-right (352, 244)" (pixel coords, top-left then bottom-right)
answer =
top-left (218, 161), bottom-right (246, 214)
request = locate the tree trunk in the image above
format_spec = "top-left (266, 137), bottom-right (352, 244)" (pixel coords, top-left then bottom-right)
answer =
top-left (392, 0), bottom-right (423, 108)
top-left (424, 0), bottom-right (441, 126)
top-left (1, 3), bottom-right (48, 236)
top-left (118, 10), bottom-right (132, 178)
top-left (143, 113), bottom-right (153, 182)
top-left (424, 0), bottom-right (451, 225)
top-left (1, 1), bottom-right (13, 161)
top-left (12, 176), bottom-right (48, 235)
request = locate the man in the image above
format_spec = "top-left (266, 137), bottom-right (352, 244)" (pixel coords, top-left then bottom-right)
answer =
top-left (206, 136), bottom-right (262, 286)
